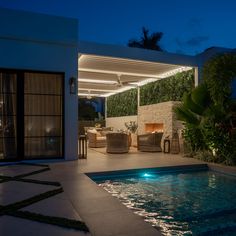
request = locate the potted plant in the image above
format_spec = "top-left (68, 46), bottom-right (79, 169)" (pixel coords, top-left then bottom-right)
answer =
top-left (124, 121), bottom-right (138, 147)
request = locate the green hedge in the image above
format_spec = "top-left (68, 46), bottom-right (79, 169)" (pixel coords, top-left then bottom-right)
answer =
top-left (107, 88), bottom-right (137, 117)
top-left (106, 70), bottom-right (194, 117)
top-left (140, 70), bottom-right (194, 105)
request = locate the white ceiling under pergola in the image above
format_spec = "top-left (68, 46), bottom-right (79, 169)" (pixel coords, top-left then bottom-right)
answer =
top-left (78, 42), bottom-right (196, 98)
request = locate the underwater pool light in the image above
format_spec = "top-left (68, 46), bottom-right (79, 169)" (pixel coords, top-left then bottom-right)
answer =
top-left (142, 173), bottom-right (154, 178)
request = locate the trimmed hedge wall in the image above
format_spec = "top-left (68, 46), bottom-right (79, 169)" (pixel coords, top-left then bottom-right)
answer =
top-left (106, 70), bottom-right (194, 117)
top-left (140, 70), bottom-right (194, 105)
top-left (107, 88), bottom-right (137, 117)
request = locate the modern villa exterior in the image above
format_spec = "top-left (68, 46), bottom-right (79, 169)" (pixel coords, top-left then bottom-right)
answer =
top-left (0, 7), bottom-right (234, 162)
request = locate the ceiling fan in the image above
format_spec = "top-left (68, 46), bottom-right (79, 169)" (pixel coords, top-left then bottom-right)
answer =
top-left (116, 74), bottom-right (123, 87)
top-left (86, 90), bottom-right (92, 99)
top-left (116, 74), bottom-right (138, 87)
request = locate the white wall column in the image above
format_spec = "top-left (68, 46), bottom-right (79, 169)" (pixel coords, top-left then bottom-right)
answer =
top-left (194, 67), bottom-right (199, 87)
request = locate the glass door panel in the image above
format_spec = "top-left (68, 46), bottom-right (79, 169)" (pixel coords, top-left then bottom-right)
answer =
top-left (24, 73), bottom-right (63, 158)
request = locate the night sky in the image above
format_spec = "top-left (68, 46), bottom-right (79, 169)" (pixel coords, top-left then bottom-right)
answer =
top-left (0, 0), bottom-right (235, 55)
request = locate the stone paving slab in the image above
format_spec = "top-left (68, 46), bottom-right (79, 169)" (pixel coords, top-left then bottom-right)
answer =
top-left (2, 148), bottom-right (236, 236)
top-left (0, 181), bottom-right (57, 205)
top-left (0, 216), bottom-right (90, 236)
top-left (22, 169), bottom-right (58, 182)
top-left (0, 164), bottom-right (46, 177)
top-left (23, 192), bottom-right (82, 221)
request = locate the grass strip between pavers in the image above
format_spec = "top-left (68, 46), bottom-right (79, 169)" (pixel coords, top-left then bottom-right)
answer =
top-left (15, 178), bottom-right (61, 186)
top-left (0, 188), bottom-right (63, 215)
top-left (20, 163), bottom-right (50, 168)
top-left (0, 163), bottom-right (90, 233)
top-left (0, 167), bottom-right (51, 184)
top-left (0, 175), bottom-right (61, 186)
top-left (8, 210), bottom-right (90, 232)
top-left (15, 167), bottom-right (51, 179)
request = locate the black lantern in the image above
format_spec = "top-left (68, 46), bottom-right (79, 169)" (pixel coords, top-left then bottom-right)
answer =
top-left (69, 77), bottom-right (77, 94)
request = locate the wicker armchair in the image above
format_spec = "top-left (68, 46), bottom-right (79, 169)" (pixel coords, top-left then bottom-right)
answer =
top-left (87, 129), bottom-right (106, 148)
top-left (106, 133), bottom-right (129, 154)
top-left (137, 132), bottom-right (163, 152)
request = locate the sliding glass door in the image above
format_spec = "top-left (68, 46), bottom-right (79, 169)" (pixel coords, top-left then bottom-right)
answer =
top-left (24, 72), bottom-right (63, 158)
top-left (0, 70), bottom-right (63, 160)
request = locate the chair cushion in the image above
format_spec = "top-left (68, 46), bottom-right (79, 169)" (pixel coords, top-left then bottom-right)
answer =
top-left (88, 129), bottom-right (97, 134)
top-left (97, 136), bottom-right (106, 141)
top-left (88, 129), bottom-right (102, 137)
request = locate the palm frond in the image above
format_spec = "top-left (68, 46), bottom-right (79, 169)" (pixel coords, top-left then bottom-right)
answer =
top-left (174, 105), bottom-right (200, 125)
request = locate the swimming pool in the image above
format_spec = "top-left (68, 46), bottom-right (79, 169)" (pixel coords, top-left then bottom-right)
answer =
top-left (89, 167), bottom-right (236, 235)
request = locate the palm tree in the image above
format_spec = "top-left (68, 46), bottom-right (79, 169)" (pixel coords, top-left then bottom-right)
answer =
top-left (128, 27), bottom-right (164, 51)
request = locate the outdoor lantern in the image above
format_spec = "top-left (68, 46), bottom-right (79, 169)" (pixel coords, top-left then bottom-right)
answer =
top-left (69, 77), bottom-right (77, 94)
top-left (164, 137), bottom-right (170, 153)
top-left (171, 130), bottom-right (180, 154)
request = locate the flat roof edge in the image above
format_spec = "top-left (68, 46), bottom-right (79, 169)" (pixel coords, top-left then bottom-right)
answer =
top-left (78, 41), bottom-right (198, 67)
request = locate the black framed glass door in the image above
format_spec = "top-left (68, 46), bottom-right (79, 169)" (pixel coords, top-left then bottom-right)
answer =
top-left (24, 72), bottom-right (63, 158)
top-left (0, 70), bottom-right (64, 161)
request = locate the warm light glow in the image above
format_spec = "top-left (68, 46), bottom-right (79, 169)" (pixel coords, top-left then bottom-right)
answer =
top-left (79, 68), bottom-right (163, 78)
top-left (79, 78), bottom-right (117, 84)
top-left (78, 92), bottom-right (106, 97)
top-left (79, 88), bottom-right (115, 92)
top-left (129, 78), bottom-right (159, 86)
top-left (102, 86), bottom-right (135, 97)
top-left (145, 123), bottom-right (164, 133)
top-left (78, 66), bottom-right (193, 97)
top-left (158, 66), bottom-right (192, 78)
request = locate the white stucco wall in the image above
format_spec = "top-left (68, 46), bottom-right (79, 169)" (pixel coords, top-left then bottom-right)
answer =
top-left (106, 115), bottom-right (138, 131)
top-left (0, 8), bottom-right (78, 160)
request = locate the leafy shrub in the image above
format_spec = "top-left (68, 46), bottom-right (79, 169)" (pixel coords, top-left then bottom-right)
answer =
top-left (140, 70), bottom-right (194, 105)
top-left (107, 88), bottom-right (137, 117)
top-left (175, 53), bottom-right (236, 165)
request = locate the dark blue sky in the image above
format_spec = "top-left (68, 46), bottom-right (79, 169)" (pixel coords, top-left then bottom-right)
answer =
top-left (0, 0), bottom-right (235, 55)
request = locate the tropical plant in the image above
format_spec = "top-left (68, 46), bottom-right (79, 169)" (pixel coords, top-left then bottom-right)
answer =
top-left (128, 27), bottom-right (164, 51)
top-left (203, 53), bottom-right (236, 106)
top-left (175, 53), bottom-right (236, 165)
top-left (175, 84), bottom-right (211, 152)
top-left (124, 121), bottom-right (138, 133)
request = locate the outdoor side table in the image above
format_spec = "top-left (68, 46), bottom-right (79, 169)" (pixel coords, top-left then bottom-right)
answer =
top-left (78, 135), bottom-right (87, 159)
top-left (163, 138), bottom-right (171, 153)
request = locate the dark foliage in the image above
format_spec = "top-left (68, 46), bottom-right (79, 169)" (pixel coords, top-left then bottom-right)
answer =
top-left (128, 27), bottom-right (164, 51)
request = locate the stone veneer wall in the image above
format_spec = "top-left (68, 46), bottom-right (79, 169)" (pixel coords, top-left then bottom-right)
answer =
top-left (106, 115), bottom-right (138, 131)
top-left (105, 101), bottom-right (184, 150)
top-left (138, 101), bottom-right (183, 140)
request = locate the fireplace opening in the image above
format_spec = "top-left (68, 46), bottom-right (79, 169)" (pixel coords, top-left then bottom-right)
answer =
top-left (145, 123), bottom-right (164, 133)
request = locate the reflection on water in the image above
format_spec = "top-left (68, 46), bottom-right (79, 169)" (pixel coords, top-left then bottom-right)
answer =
top-left (97, 171), bottom-right (236, 235)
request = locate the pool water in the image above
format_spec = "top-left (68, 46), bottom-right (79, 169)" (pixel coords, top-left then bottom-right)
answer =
top-left (94, 170), bottom-right (236, 235)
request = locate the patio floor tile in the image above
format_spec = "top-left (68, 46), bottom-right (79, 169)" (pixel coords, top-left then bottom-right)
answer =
top-left (0, 216), bottom-right (90, 236)
top-left (80, 208), bottom-right (160, 236)
top-left (0, 181), bottom-right (57, 205)
top-left (23, 193), bottom-right (82, 220)
top-left (0, 165), bottom-right (46, 177)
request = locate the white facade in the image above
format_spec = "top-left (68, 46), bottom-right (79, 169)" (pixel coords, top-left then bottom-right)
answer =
top-left (0, 8), bottom-right (78, 161)
top-left (0, 7), bottom-right (234, 161)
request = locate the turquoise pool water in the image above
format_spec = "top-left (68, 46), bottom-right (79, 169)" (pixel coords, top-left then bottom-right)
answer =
top-left (93, 170), bottom-right (236, 235)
